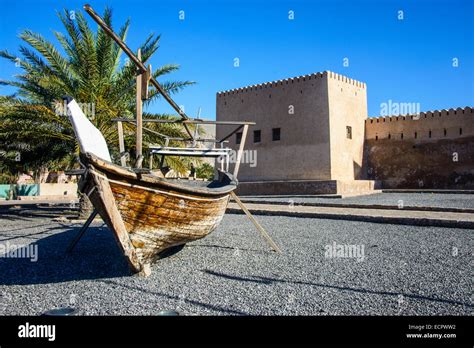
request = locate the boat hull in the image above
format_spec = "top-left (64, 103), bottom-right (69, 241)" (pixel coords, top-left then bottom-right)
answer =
top-left (79, 154), bottom-right (234, 274)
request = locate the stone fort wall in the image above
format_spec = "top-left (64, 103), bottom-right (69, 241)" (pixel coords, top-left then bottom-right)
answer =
top-left (364, 107), bottom-right (474, 188)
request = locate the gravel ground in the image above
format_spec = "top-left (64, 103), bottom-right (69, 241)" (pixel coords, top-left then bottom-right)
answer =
top-left (241, 192), bottom-right (474, 210)
top-left (0, 206), bottom-right (472, 316)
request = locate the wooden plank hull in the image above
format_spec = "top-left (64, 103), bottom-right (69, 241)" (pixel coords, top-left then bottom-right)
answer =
top-left (79, 154), bottom-right (234, 275)
top-left (110, 180), bottom-right (229, 265)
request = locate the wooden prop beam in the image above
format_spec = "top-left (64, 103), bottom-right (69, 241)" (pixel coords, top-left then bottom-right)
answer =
top-left (117, 121), bottom-right (127, 167)
top-left (83, 4), bottom-right (194, 139)
top-left (136, 49), bottom-right (143, 168)
top-left (230, 192), bottom-right (281, 253)
top-left (233, 124), bottom-right (248, 177)
top-left (66, 209), bottom-right (98, 253)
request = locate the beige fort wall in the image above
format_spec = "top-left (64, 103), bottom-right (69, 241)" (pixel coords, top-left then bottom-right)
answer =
top-left (326, 71), bottom-right (367, 180)
top-left (216, 71), bottom-right (332, 181)
top-left (364, 107), bottom-right (474, 188)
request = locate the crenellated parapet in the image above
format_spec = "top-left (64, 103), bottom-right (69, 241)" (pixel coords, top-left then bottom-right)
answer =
top-left (365, 106), bottom-right (473, 141)
top-left (366, 107), bottom-right (473, 124)
top-left (217, 71), bottom-right (366, 97)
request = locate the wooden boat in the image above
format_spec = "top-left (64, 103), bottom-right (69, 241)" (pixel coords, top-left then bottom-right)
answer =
top-left (64, 5), bottom-right (280, 276)
top-left (79, 151), bottom-right (237, 274)
top-left (65, 95), bottom-right (242, 275)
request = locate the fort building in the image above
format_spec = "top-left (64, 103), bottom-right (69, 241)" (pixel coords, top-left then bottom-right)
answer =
top-left (216, 71), bottom-right (473, 195)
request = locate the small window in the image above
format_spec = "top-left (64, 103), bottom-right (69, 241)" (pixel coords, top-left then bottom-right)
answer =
top-left (272, 128), bottom-right (281, 141)
top-left (429, 130), bottom-right (432, 138)
top-left (401, 133), bottom-right (404, 139)
top-left (375, 135), bottom-right (378, 141)
top-left (444, 129), bottom-right (447, 136)
top-left (253, 130), bottom-right (261, 143)
top-left (346, 126), bottom-right (352, 139)
top-left (460, 128), bottom-right (463, 135)
top-left (236, 132), bottom-right (242, 145)
top-left (388, 133), bottom-right (391, 139)
top-left (414, 132), bottom-right (417, 139)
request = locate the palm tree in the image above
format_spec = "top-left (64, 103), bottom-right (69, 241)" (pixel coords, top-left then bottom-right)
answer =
top-left (0, 7), bottom-right (196, 216)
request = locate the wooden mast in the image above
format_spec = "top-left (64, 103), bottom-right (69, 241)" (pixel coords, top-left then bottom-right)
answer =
top-left (83, 4), bottom-right (194, 140)
top-left (136, 49), bottom-right (143, 168)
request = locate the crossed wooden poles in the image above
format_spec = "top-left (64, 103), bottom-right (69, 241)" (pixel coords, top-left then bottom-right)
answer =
top-left (67, 4), bottom-right (281, 255)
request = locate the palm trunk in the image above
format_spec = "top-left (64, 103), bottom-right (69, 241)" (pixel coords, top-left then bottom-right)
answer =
top-left (78, 192), bottom-right (94, 219)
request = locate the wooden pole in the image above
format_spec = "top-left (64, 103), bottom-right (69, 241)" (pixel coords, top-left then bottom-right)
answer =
top-left (136, 49), bottom-right (143, 168)
top-left (83, 5), bottom-right (189, 120)
top-left (230, 192), bottom-right (281, 253)
top-left (233, 124), bottom-right (248, 177)
top-left (66, 209), bottom-right (98, 253)
top-left (83, 4), bottom-right (195, 140)
top-left (117, 121), bottom-right (127, 167)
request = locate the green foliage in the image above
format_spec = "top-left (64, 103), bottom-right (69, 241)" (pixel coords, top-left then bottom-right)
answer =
top-left (195, 162), bottom-right (215, 180)
top-left (0, 7), bottom-right (195, 178)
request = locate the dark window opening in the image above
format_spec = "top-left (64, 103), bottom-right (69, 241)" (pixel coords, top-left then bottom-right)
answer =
top-left (401, 133), bottom-right (404, 139)
top-left (253, 130), bottom-right (261, 143)
top-left (236, 132), bottom-right (242, 145)
top-left (444, 129), bottom-right (447, 136)
top-left (429, 130), bottom-right (432, 138)
top-left (346, 126), bottom-right (352, 139)
top-left (388, 133), bottom-right (391, 139)
top-left (272, 128), bottom-right (281, 141)
top-left (375, 135), bottom-right (378, 141)
top-left (414, 132), bottom-right (417, 139)
top-left (460, 128), bottom-right (463, 135)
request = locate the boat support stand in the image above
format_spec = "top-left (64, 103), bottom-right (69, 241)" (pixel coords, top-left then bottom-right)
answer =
top-left (230, 192), bottom-right (281, 253)
top-left (66, 209), bottom-right (98, 253)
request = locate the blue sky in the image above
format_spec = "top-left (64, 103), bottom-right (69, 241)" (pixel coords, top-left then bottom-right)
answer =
top-left (0, 0), bottom-right (472, 118)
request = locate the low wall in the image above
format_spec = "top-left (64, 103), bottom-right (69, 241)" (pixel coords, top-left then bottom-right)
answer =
top-left (365, 136), bottom-right (474, 189)
top-left (39, 183), bottom-right (78, 197)
top-left (236, 180), bottom-right (379, 196)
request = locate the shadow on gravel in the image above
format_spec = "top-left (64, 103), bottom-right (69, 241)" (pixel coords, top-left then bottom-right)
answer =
top-left (203, 269), bottom-right (473, 309)
top-left (0, 226), bottom-right (131, 285)
top-left (98, 279), bottom-right (249, 315)
top-left (185, 244), bottom-right (263, 253)
top-left (0, 206), bottom-right (75, 220)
